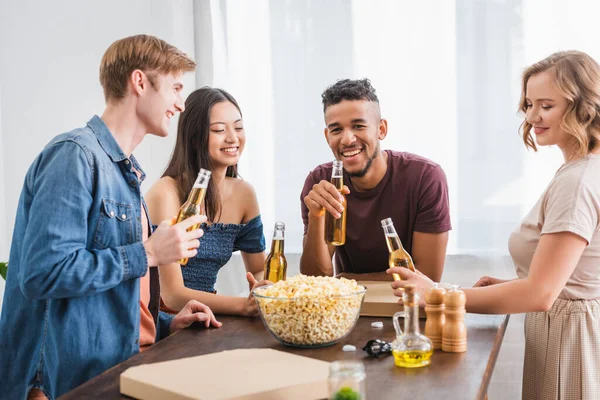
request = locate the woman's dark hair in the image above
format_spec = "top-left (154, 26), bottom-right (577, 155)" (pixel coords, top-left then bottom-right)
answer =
top-left (162, 87), bottom-right (241, 222)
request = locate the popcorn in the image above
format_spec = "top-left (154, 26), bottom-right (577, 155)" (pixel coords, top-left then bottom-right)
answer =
top-left (371, 321), bottom-right (384, 328)
top-left (342, 344), bottom-right (357, 352)
top-left (253, 275), bottom-right (366, 346)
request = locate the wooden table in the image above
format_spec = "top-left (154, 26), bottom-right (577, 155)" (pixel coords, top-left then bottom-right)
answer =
top-left (60, 313), bottom-right (508, 400)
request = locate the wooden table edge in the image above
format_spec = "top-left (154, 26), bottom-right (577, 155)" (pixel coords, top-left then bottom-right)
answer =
top-left (57, 329), bottom-right (186, 399)
top-left (476, 314), bottom-right (510, 400)
top-left (60, 314), bottom-right (511, 400)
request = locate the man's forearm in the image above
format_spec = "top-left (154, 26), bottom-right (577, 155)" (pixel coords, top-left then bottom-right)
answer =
top-left (300, 214), bottom-right (334, 276)
top-left (415, 262), bottom-right (444, 283)
top-left (411, 231), bottom-right (448, 283)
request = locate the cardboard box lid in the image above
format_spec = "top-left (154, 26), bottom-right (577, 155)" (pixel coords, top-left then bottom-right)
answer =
top-left (120, 348), bottom-right (329, 400)
top-left (359, 281), bottom-right (425, 318)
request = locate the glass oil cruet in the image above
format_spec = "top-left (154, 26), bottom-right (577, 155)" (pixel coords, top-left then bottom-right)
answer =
top-left (392, 284), bottom-right (433, 368)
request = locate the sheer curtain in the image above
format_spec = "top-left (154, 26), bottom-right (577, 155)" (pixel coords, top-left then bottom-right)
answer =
top-left (0, 93), bottom-right (6, 312)
top-left (200, 0), bottom-right (600, 260)
top-left (205, 0), bottom-right (600, 294)
top-left (3, 0), bottom-right (600, 300)
top-left (200, 0), bottom-right (456, 257)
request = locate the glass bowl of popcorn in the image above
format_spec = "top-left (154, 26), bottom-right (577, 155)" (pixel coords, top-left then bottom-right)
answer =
top-left (252, 275), bottom-right (367, 348)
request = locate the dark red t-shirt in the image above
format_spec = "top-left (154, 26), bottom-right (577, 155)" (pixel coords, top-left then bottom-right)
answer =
top-left (300, 150), bottom-right (452, 274)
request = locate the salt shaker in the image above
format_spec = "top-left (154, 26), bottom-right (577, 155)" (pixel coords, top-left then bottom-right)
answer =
top-left (442, 284), bottom-right (467, 353)
top-left (425, 282), bottom-right (446, 350)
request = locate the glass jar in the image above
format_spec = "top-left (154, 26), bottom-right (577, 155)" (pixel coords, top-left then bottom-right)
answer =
top-left (328, 360), bottom-right (366, 400)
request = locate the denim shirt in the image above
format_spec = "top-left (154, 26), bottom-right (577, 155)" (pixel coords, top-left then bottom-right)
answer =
top-left (0, 116), bottom-right (173, 400)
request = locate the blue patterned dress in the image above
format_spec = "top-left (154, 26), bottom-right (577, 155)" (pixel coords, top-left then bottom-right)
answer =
top-left (164, 214), bottom-right (266, 293)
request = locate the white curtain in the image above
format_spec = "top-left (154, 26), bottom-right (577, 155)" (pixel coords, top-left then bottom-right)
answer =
top-left (200, 0), bottom-right (600, 259)
top-left (3, 0), bottom-right (600, 300)
top-left (0, 92), bottom-right (6, 312)
top-left (200, 0), bottom-right (600, 294)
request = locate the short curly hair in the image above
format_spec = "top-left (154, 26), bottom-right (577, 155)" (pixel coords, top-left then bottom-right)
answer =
top-left (321, 78), bottom-right (379, 112)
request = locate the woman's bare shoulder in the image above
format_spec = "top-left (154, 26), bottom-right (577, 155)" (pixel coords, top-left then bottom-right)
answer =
top-left (228, 177), bottom-right (256, 196)
top-left (145, 176), bottom-right (182, 221)
top-left (227, 177), bottom-right (260, 222)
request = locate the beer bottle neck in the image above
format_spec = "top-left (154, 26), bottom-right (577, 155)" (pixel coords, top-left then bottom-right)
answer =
top-left (330, 175), bottom-right (344, 190)
top-left (384, 226), bottom-right (404, 249)
top-left (384, 228), bottom-right (405, 253)
top-left (383, 223), bottom-right (397, 236)
top-left (186, 186), bottom-right (205, 206)
top-left (331, 161), bottom-right (344, 190)
top-left (270, 238), bottom-right (284, 254)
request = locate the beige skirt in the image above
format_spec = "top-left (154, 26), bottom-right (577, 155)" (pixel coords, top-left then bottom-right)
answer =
top-left (523, 298), bottom-right (600, 400)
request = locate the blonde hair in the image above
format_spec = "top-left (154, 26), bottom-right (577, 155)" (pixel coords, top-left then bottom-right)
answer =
top-left (519, 50), bottom-right (600, 156)
top-left (99, 34), bottom-right (196, 102)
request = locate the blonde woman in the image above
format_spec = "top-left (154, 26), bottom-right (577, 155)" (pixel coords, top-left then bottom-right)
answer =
top-left (390, 51), bottom-right (600, 399)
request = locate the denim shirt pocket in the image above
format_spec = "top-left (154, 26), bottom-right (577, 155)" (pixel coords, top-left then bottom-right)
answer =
top-left (93, 199), bottom-right (134, 249)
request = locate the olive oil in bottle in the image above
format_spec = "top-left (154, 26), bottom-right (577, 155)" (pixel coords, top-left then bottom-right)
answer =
top-left (392, 349), bottom-right (434, 368)
top-left (392, 284), bottom-right (433, 368)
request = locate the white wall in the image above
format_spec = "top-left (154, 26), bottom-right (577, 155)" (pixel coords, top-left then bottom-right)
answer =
top-left (5, 0), bottom-right (600, 304)
top-left (0, 92), bottom-right (5, 310)
top-left (0, 0), bottom-right (197, 311)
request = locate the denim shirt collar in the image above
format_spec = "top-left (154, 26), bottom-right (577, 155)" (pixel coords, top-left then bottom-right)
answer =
top-left (129, 154), bottom-right (146, 182)
top-left (87, 115), bottom-right (146, 182)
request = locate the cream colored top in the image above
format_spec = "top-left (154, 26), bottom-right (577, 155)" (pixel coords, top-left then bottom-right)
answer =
top-left (509, 154), bottom-right (600, 300)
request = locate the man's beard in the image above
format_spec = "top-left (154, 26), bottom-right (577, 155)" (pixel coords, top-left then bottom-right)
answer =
top-left (347, 142), bottom-right (380, 178)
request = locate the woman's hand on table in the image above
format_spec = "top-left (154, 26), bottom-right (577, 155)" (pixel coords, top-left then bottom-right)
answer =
top-left (243, 272), bottom-right (272, 317)
top-left (473, 276), bottom-right (510, 287)
top-left (170, 300), bottom-right (222, 333)
top-left (336, 271), bottom-right (393, 281)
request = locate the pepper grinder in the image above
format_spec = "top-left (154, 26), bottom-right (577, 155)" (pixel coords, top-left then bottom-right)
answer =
top-left (442, 284), bottom-right (467, 353)
top-left (425, 282), bottom-right (446, 350)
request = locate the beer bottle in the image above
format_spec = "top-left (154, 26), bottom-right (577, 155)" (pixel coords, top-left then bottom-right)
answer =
top-left (264, 222), bottom-right (287, 283)
top-left (176, 168), bottom-right (211, 265)
top-left (381, 217), bottom-right (416, 281)
top-left (324, 160), bottom-right (347, 246)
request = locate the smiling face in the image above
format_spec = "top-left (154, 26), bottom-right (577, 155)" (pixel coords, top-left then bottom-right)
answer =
top-left (525, 71), bottom-right (570, 149)
top-left (138, 72), bottom-right (185, 137)
top-left (207, 101), bottom-right (245, 168)
top-left (324, 100), bottom-right (386, 177)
